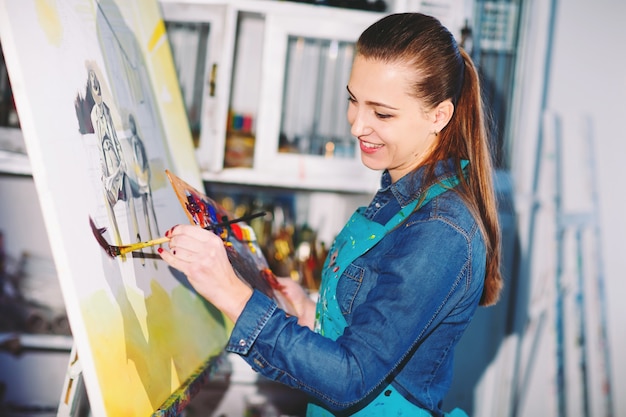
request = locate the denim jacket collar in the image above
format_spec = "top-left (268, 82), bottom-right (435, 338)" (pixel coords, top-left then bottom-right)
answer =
top-left (379, 159), bottom-right (463, 208)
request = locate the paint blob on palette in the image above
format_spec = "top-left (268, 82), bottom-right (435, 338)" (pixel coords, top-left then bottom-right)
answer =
top-left (166, 170), bottom-right (290, 307)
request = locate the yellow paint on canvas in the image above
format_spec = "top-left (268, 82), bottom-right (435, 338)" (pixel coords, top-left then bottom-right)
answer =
top-left (142, 17), bottom-right (201, 185)
top-left (82, 280), bottom-right (228, 416)
top-left (147, 19), bottom-right (167, 53)
top-left (35, 0), bottom-right (63, 46)
top-left (124, 282), bottom-right (150, 341)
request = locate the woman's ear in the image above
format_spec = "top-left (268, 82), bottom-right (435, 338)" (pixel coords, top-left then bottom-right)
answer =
top-left (433, 99), bottom-right (454, 133)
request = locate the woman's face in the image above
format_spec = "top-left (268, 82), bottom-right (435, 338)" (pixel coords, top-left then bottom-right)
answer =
top-left (347, 55), bottom-right (441, 182)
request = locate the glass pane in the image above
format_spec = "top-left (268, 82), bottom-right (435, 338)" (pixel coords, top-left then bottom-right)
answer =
top-left (473, 0), bottom-right (521, 169)
top-left (164, 21), bottom-right (211, 148)
top-left (279, 35), bottom-right (355, 159)
top-left (224, 12), bottom-right (265, 168)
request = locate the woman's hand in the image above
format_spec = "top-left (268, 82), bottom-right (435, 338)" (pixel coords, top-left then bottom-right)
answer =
top-left (276, 277), bottom-right (317, 330)
top-left (158, 224), bottom-right (252, 323)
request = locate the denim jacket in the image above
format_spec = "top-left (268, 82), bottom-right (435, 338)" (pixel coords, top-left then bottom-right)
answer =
top-left (226, 160), bottom-right (487, 416)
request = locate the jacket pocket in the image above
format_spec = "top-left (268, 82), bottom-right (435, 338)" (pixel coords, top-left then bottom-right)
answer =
top-left (337, 263), bottom-right (365, 316)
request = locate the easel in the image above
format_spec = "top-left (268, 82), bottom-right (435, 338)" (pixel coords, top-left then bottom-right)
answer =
top-left (55, 344), bottom-right (230, 417)
top-left (510, 111), bottom-right (615, 417)
top-left (551, 113), bottom-right (614, 417)
top-left (57, 345), bottom-right (91, 417)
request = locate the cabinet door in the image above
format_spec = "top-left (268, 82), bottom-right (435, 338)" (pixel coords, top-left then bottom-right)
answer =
top-left (254, 12), bottom-right (381, 192)
top-left (160, 1), bottom-right (235, 172)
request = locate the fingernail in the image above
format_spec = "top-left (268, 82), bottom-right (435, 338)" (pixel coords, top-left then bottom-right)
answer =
top-left (172, 250), bottom-right (176, 255)
top-left (165, 229), bottom-right (170, 238)
top-left (157, 248), bottom-right (163, 254)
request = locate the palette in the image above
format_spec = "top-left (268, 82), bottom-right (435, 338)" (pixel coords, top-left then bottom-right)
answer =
top-left (166, 170), bottom-right (289, 306)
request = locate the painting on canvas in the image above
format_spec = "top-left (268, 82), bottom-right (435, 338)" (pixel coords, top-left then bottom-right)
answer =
top-left (0, 1), bottom-right (228, 415)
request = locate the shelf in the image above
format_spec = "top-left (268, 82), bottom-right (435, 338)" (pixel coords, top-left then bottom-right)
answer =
top-left (159, 0), bottom-right (385, 21)
top-left (0, 149), bottom-right (31, 176)
top-left (0, 126), bottom-right (30, 175)
top-left (202, 167), bottom-right (380, 194)
top-left (0, 332), bottom-right (73, 352)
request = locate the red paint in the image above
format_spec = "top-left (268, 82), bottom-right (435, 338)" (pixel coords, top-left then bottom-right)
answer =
top-left (261, 269), bottom-right (284, 290)
top-left (230, 223), bottom-right (243, 240)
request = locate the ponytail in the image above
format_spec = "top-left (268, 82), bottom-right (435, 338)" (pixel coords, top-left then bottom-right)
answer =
top-left (447, 49), bottom-right (503, 306)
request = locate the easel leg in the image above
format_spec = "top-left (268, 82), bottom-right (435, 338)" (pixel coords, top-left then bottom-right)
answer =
top-left (57, 344), bottom-right (90, 417)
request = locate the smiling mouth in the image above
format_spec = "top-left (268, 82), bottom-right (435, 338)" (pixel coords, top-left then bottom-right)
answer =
top-left (359, 140), bottom-right (383, 149)
top-left (359, 139), bottom-right (383, 153)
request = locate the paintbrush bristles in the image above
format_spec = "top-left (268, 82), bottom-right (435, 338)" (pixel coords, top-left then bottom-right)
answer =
top-left (89, 216), bottom-right (169, 258)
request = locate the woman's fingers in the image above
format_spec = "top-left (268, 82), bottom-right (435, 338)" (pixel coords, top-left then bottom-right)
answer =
top-left (158, 244), bottom-right (192, 272)
top-left (166, 223), bottom-right (221, 242)
top-left (159, 225), bottom-right (210, 271)
top-left (157, 223), bottom-right (253, 322)
top-left (164, 225), bottom-right (220, 254)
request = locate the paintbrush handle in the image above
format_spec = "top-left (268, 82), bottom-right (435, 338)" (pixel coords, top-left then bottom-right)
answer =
top-left (119, 236), bottom-right (170, 255)
top-left (204, 211), bottom-right (267, 230)
top-left (117, 212), bottom-right (266, 255)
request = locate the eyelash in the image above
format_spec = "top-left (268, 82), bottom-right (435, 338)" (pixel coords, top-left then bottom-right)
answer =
top-left (348, 96), bottom-right (392, 120)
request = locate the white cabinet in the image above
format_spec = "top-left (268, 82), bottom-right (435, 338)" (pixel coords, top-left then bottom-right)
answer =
top-left (160, 1), bottom-right (235, 174)
top-left (160, 0), bottom-right (384, 193)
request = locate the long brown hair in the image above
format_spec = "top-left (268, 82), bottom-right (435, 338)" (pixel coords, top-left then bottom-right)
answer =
top-left (356, 13), bottom-right (503, 306)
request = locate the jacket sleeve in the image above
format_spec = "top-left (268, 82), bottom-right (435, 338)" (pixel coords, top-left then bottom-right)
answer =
top-left (225, 216), bottom-right (483, 412)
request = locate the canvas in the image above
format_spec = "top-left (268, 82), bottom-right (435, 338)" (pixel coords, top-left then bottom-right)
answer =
top-left (0, 1), bottom-right (229, 415)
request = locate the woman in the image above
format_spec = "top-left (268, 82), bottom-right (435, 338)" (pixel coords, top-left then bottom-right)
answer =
top-left (159, 12), bottom-right (503, 416)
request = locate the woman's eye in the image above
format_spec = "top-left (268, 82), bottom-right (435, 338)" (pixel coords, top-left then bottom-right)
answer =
top-left (375, 112), bottom-right (391, 119)
top-left (347, 96), bottom-right (356, 104)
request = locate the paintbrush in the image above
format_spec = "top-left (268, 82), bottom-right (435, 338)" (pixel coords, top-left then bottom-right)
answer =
top-left (89, 211), bottom-right (267, 258)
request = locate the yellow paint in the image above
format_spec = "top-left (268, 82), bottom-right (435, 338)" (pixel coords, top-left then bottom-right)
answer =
top-left (147, 19), bottom-right (166, 53)
top-left (125, 283), bottom-right (149, 341)
top-left (170, 358), bottom-right (180, 393)
top-left (35, 0), bottom-right (63, 46)
top-left (82, 280), bottom-right (228, 416)
top-left (145, 22), bottom-right (199, 181)
top-left (148, 158), bottom-right (168, 190)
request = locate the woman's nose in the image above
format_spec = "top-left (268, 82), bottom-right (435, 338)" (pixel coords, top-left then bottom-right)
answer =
top-left (349, 109), bottom-right (372, 138)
